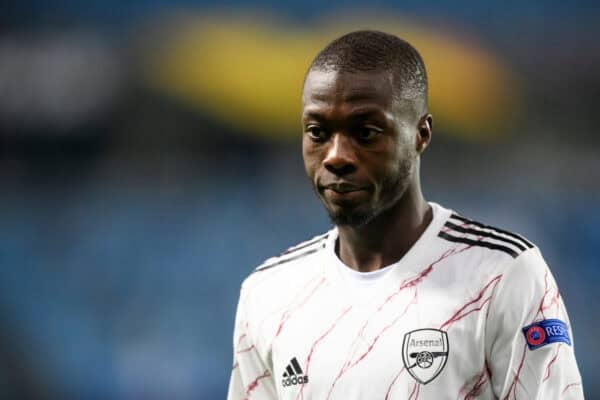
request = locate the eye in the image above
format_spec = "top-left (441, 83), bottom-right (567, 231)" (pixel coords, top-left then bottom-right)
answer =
top-left (306, 126), bottom-right (329, 142)
top-left (355, 126), bottom-right (381, 142)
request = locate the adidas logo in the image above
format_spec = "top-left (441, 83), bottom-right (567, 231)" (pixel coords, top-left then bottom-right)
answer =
top-left (282, 357), bottom-right (309, 387)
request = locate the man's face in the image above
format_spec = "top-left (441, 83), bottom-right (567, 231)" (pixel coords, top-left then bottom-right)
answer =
top-left (302, 69), bottom-right (422, 227)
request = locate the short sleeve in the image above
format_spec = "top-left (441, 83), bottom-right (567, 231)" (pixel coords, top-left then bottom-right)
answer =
top-left (485, 247), bottom-right (584, 399)
top-left (227, 286), bottom-right (278, 400)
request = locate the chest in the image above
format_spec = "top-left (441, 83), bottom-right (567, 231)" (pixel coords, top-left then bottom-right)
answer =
top-left (261, 278), bottom-right (497, 399)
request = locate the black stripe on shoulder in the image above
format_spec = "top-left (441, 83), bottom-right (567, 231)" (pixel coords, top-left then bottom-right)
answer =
top-left (255, 242), bottom-right (326, 272)
top-left (449, 214), bottom-right (533, 249)
top-left (438, 230), bottom-right (519, 258)
top-left (281, 233), bottom-right (329, 256)
top-left (444, 221), bottom-right (526, 251)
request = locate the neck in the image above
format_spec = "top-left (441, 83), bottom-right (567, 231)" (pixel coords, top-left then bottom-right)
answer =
top-left (336, 185), bottom-right (432, 272)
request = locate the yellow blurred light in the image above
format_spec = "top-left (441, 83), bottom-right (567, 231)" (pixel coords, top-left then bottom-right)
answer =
top-left (144, 13), bottom-right (518, 140)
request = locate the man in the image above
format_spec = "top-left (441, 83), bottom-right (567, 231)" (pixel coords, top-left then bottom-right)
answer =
top-left (228, 30), bottom-right (583, 399)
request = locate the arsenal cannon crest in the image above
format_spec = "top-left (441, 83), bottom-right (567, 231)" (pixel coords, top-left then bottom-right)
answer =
top-left (402, 329), bottom-right (449, 384)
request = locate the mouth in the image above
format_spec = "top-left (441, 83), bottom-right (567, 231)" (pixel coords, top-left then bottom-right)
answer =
top-left (319, 182), bottom-right (370, 204)
top-left (321, 182), bottom-right (367, 194)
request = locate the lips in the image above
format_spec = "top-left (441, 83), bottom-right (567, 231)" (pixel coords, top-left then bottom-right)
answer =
top-left (318, 181), bottom-right (370, 206)
top-left (321, 182), bottom-right (367, 193)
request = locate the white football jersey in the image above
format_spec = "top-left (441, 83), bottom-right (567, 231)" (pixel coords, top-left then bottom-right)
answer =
top-left (228, 203), bottom-right (583, 399)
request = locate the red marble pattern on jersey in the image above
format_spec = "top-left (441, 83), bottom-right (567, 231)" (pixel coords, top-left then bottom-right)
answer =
top-left (561, 381), bottom-right (582, 395)
top-left (503, 267), bottom-right (566, 399)
top-left (244, 369), bottom-right (271, 400)
top-left (249, 271), bottom-right (323, 343)
top-left (235, 270), bottom-right (333, 398)
top-left (543, 345), bottom-right (561, 382)
top-left (439, 274), bottom-right (503, 331)
top-left (408, 382), bottom-right (421, 400)
top-left (385, 367), bottom-right (406, 400)
top-left (236, 344), bottom-right (256, 354)
top-left (325, 289), bottom-right (418, 400)
top-left (458, 363), bottom-right (490, 400)
top-left (237, 333), bottom-right (247, 345)
top-left (329, 244), bottom-right (473, 399)
top-left (235, 330), bottom-right (253, 353)
top-left (502, 343), bottom-right (527, 400)
top-left (234, 325), bottom-right (254, 368)
top-left (377, 245), bottom-right (471, 314)
top-left (536, 270), bottom-right (561, 320)
top-left (274, 276), bottom-right (328, 339)
top-left (297, 305), bottom-right (354, 400)
top-left (239, 275), bottom-right (328, 399)
top-left (358, 290), bottom-right (418, 364)
top-left (256, 273), bottom-right (320, 331)
top-left (435, 274), bottom-right (502, 399)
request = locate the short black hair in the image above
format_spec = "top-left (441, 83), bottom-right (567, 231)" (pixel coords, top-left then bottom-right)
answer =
top-left (308, 30), bottom-right (428, 112)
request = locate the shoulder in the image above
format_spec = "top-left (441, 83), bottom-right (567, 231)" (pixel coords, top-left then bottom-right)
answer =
top-left (238, 230), bottom-right (332, 322)
top-left (254, 230), bottom-right (331, 273)
top-left (436, 210), bottom-right (535, 260)
top-left (435, 211), bottom-right (556, 316)
top-left (433, 209), bottom-right (559, 319)
top-left (431, 207), bottom-right (549, 295)
top-left (240, 230), bottom-right (331, 291)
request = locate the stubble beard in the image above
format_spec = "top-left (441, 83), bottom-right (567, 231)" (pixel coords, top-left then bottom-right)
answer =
top-left (320, 155), bottom-right (416, 228)
top-left (328, 207), bottom-right (375, 227)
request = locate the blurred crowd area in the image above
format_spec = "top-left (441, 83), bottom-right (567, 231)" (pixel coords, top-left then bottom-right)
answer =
top-left (1, 1), bottom-right (599, 399)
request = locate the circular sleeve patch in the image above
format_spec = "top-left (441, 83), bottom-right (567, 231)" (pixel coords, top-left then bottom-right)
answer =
top-left (525, 326), bottom-right (546, 346)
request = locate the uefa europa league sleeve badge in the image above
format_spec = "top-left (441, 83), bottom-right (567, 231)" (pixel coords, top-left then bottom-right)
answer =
top-left (402, 329), bottom-right (449, 384)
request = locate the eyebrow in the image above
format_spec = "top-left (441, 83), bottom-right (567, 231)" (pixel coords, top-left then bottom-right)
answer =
top-left (302, 107), bottom-right (388, 121)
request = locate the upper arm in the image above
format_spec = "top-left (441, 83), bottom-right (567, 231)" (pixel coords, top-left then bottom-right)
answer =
top-left (485, 248), bottom-right (583, 399)
top-left (228, 284), bottom-right (278, 400)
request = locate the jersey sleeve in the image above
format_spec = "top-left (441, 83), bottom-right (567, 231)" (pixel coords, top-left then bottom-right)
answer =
top-left (227, 284), bottom-right (278, 400)
top-left (485, 247), bottom-right (584, 399)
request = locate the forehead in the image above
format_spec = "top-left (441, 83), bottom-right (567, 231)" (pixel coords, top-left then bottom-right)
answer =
top-left (302, 69), bottom-right (395, 114)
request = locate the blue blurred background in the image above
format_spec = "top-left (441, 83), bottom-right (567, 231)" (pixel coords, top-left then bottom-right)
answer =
top-left (0, 1), bottom-right (598, 398)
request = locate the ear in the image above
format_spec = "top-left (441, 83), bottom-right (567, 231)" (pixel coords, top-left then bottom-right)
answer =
top-left (416, 114), bottom-right (433, 154)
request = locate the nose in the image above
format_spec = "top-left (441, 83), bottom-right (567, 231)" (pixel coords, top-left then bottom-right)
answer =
top-left (323, 133), bottom-right (356, 176)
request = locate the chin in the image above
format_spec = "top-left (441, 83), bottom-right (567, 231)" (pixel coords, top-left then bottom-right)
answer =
top-left (327, 207), bottom-right (376, 227)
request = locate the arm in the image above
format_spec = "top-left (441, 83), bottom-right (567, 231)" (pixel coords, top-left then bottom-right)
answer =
top-left (485, 248), bottom-right (583, 399)
top-left (228, 285), bottom-right (278, 400)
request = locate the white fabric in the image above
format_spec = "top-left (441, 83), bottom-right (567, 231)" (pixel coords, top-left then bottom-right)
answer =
top-left (332, 203), bottom-right (441, 290)
top-left (228, 203), bottom-right (583, 400)
top-left (333, 252), bottom-right (395, 289)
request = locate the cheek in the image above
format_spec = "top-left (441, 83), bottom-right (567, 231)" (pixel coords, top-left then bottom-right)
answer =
top-left (302, 151), bottom-right (317, 180)
top-left (374, 147), bottom-right (414, 189)
top-left (302, 141), bottom-right (323, 177)
top-left (370, 141), bottom-right (407, 178)
top-left (391, 133), bottom-right (417, 164)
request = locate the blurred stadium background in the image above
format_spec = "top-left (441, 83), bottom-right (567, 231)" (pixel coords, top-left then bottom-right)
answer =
top-left (1, 0), bottom-right (598, 398)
